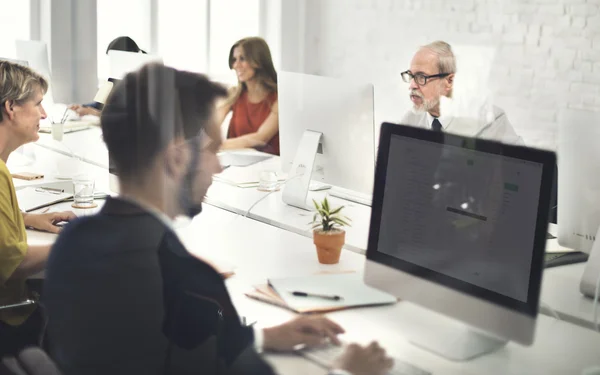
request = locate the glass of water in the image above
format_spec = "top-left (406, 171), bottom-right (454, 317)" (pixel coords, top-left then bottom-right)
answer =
top-left (72, 178), bottom-right (95, 208)
top-left (257, 171), bottom-right (279, 192)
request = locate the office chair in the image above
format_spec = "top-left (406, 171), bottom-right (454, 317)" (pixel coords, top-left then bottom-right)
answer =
top-left (0, 300), bottom-right (36, 312)
top-left (0, 296), bottom-right (48, 351)
top-left (0, 347), bottom-right (62, 375)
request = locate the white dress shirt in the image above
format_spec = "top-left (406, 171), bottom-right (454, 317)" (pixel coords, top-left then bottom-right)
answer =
top-left (400, 106), bottom-right (525, 146)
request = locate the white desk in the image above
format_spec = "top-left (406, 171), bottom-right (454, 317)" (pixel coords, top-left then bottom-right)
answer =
top-left (36, 126), bottom-right (108, 169)
top-left (178, 209), bottom-right (600, 375)
top-left (7, 144), bottom-right (111, 193)
top-left (23, 186), bottom-right (600, 374)
top-left (33, 127), bottom-right (373, 253)
top-left (20, 128), bottom-right (600, 354)
top-left (540, 263), bottom-right (597, 330)
top-left (206, 156), bottom-right (371, 254)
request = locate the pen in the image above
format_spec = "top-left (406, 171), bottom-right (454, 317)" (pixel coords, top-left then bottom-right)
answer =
top-left (60, 108), bottom-right (69, 124)
top-left (36, 187), bottom-right (64, 193)
top-left (290, 291), bottom-right (343, 301)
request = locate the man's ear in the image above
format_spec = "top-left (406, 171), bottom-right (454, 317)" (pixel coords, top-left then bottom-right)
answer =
top-left (446, 73), bottom-right (454, 88)
top-left (164, 141), bottom-right (191, 180)
top-left (443, 73), bottom-right (455, 97)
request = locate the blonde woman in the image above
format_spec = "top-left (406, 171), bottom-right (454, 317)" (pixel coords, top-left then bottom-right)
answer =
top-left (0, 61), bottom-right (75, 355)
top-left (216, 37), bottom-right (279, 155)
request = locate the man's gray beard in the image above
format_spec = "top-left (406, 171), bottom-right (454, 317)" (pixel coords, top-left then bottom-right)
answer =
top-left (411, 98), bottom-right (439, 114)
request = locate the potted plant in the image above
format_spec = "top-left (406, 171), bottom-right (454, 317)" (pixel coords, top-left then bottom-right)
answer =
top-left (311, 197), bottom-right (351, 264)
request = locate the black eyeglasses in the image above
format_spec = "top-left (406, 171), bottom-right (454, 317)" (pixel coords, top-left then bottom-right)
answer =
top-left (401, 70), bottom-right (450, 86)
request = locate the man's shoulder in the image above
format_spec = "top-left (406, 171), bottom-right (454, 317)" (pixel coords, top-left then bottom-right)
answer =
top-left (50, 212), bottom-right (168, 259)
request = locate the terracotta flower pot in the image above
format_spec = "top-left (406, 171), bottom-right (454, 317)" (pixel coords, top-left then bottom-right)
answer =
top-left (313, 229), bottom-right (345, 264)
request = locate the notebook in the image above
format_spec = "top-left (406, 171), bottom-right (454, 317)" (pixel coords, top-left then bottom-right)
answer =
top-left (16, 187), bottom-right (73, 212)
top-left (246, 274), bottom-right (397, 313)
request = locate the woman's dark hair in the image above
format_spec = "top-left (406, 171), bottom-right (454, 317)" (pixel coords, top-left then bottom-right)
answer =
top-left (106, 36), bottom-right (147, 54)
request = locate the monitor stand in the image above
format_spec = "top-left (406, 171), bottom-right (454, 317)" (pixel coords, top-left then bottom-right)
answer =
top-left (398, 304), bottom-right (508, 361)
top-left (282, 130), bottom-right (322, 211)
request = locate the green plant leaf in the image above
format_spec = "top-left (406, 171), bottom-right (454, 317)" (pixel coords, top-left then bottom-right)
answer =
top-left (323, 197), bottom-right (330, 212)
top-left (312, 199), bottom-right (320, 211)
top-left (329, 206), bottom-right (344, 215)
top-left (332, 218), bottom-right (351, 227)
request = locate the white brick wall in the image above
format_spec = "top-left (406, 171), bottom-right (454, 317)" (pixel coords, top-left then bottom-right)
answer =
top-left (298, 0), bottom-right (600, 150)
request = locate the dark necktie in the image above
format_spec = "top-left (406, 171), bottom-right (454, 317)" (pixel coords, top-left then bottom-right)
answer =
top-left (432, 118), bottom-right (443, 132)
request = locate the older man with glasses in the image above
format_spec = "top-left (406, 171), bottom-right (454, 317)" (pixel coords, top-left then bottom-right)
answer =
top-left (399, 41), bottom-right (523, 145)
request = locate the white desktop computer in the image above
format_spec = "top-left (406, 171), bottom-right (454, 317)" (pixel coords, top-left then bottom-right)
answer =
top-left (0, 57), bottom-right (29, 67)
top-left (108, 50), bottom-right (163, 80)
top-left (557, 107), bottom-right (600, 254)
top-left (15, 40), bottom-right (55, 111)
top-left (278, 71), bottom-right (375, 209)
top-left (364, 123), bottom-right (556, 360)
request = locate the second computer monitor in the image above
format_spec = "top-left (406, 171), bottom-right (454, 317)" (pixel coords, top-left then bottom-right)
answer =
top-left (365, 123), bottom-right (555, 360)
top-left (278, 71), bottom-right (375, 209)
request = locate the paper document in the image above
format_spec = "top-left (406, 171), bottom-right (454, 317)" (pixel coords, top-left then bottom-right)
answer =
top-left (261, 274), bottom-right (397, 313)
top-left (16, 187), bottom-right (73, 212)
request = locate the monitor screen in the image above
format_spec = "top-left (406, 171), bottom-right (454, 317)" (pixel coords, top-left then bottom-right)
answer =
top-left (368, 126), bottom-right (553, 316)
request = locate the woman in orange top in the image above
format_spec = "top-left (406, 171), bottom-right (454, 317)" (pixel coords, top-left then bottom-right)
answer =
top-left (216, 37), bottom-right (279, 155)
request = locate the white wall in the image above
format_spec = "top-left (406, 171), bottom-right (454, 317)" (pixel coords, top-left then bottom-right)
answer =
top-left (297, 0), bottom-right (600, 151)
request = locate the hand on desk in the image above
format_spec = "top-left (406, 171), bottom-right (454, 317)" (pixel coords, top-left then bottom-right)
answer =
top-left (23, 211), bottom-right (77, 234)
top-left (262, 315), bottom-right (344, 351)
top-left (332, 342), bottom-right (394, 375)
top-left (68, 104), bottom-right (100, 117)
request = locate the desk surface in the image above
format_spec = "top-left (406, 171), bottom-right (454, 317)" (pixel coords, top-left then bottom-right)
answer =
top-left (36, 126), bottom-right (108, 169)
top-left (180, 208), bottom-right (600, 375)
top-left (17, 128), bottom-right (600, 374)
top-left (26, 201), bottom-right (600, 375)
top-left (7, 144), bottom-right (110, 192)
top-left (540, 263), bottom-right (596, 330)
top-left (206, 156), bottom-right (371, 253)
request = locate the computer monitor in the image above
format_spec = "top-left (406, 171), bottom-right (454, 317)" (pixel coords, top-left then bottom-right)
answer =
top-left (364, 123), bottom-right (555, 360)
top-left (15, 40), bottom-right (54, 107)
top-left (108, 50), bottom-right (163, 79)
top-left (0, 57), bottom-right (29, 67)
top-left (557, 107), bottom-right (600, 254)
top-left (278, 72), bottom-right (375, 209)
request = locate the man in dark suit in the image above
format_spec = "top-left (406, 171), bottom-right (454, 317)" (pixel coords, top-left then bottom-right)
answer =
top-left (42, 64), bottom-right (393, 375)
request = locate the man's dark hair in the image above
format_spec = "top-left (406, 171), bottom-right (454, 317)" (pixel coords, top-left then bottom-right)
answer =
top-left (106, 36), bottom-right (146, 54)
top-left (101, 63), bottom-right (227, 181)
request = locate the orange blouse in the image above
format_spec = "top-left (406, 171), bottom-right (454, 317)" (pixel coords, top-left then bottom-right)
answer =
top-left (227, 90), bottom-right (279, 155)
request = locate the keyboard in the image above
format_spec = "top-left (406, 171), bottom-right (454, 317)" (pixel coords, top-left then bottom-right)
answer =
top-left (328, 186), bottom-right (373, 206)
top-left (544, 251), bottom-right (588, 268)
top-left (217, 152), bottom-right (272, 168)
top-left (309, 181), bottom-right (332, 191)
top-left (300, 344), bottom-right (431, 375)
